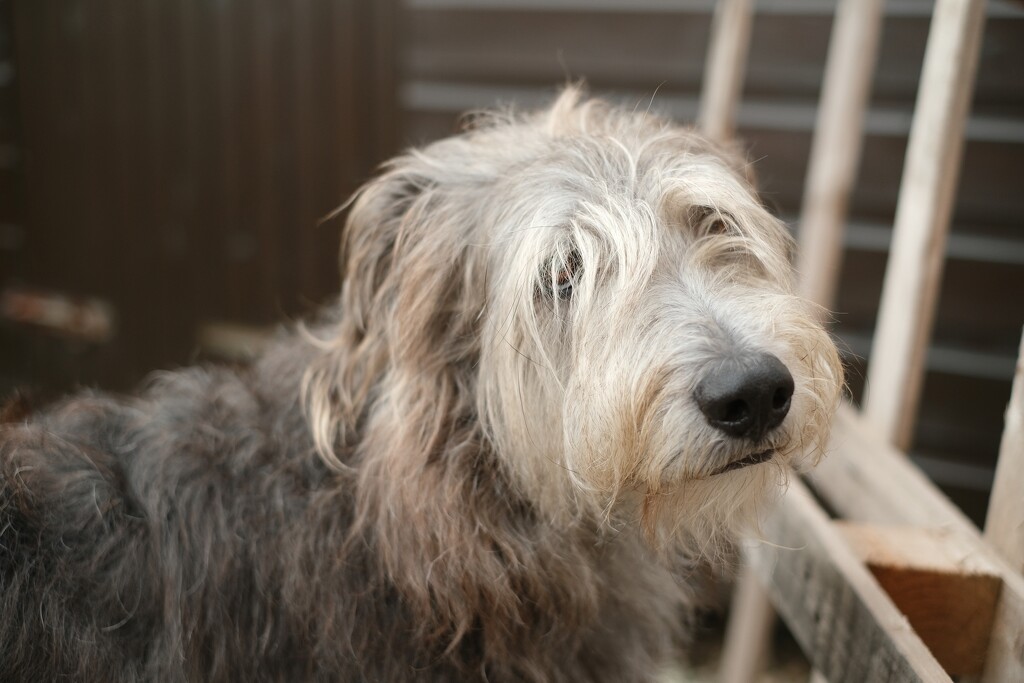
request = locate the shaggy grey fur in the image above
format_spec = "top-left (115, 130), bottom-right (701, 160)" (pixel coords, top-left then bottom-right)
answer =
top-left (1, 89), bottom-right (840, 682)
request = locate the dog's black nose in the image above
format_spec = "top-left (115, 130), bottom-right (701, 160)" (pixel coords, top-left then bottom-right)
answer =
top-left (695, 352), bottom-right (794, 440)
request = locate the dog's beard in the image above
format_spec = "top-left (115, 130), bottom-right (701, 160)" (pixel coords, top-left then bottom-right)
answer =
top-left (544, 325), bottom-right (839, 564)
top-left (636, 460), bottom-right (791, 564)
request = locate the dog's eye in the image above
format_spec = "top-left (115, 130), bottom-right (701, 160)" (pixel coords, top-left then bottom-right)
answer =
top-left (705, 218), bottom-right (730, 236)
top-left (690, 207), bottom-right (732, 237)
top-left (547, 249), bottom-right (581, 300)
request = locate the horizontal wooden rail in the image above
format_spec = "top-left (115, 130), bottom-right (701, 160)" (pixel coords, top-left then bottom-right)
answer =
top-left (839, 523), bottom-right (1002, 676)
top-left (746, 477), bottom-right (950, 682)
top-left (806, 404), bottom-right (1024, 682)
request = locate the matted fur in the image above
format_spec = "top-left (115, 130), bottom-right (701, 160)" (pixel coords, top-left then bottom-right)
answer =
top-left (1, 88), bottom-right (841, 681)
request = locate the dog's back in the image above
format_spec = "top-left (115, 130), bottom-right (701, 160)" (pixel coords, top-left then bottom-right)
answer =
top-left (1, 332), bottom-right (694, 682)
top-left (2, 389), bottom-right (158, 680)
top-left (0, 337), bottom-right (349, 681)
top-left (2, 336), bottom-right (683, 683)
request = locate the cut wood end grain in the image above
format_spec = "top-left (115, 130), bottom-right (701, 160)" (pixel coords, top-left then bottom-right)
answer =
top-left (839, 522), bottom-right (1003, 677)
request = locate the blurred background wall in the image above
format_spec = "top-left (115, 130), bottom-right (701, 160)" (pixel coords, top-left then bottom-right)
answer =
top-left (0, 0), bottom-right (398, 391)
top-left (1, 0), bottom-right (1022, 523)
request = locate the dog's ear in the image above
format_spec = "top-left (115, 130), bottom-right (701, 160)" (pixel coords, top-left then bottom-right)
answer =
top-left (339, 153), bottom-right (486, 351)
top-left (339, 160), bottom-right (433, 336)
top-left (309, 155), bottom-right (486, 469)
top-left (343, 157), bottom-right (489, 491)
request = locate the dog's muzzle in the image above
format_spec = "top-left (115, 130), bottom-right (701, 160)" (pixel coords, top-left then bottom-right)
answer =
top-left (694, 351), bottom-right (794, 442)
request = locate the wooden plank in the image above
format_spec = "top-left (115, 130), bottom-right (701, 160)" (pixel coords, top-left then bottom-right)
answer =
top-left (704, 3), bottom-right (766, 677)
top-left (839, 523), bottom-right (1003, 676)
top-left (812, 405), bottom-right (980, 529)
top-left (719, 563), bottom-right (775, 683)
top-left (862, 0), bottom-right (988, 449)
top-left (796, 0), bottom-right (885, 310)
top-left (697, 0), bottom-right (753, 142)
top-left (725, 4), bottom-right (886, 680)
top-left (986, 585), bottom-right (1024, 683)
top-left (984, 327), bottom-right (1024, 573)
top-left (699, 3), bottom-right (763, 678)
top-left (746, 478), bottom-right (951, 683)
top-left (810, 404), bottom-right (1024, 682)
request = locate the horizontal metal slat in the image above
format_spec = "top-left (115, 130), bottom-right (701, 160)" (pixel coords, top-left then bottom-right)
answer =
top-left (401, 81), bottom-right (1024, 143)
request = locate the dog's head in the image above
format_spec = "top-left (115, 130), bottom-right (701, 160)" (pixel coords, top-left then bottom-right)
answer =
top-left (309, 87), bottom-right (842, 557)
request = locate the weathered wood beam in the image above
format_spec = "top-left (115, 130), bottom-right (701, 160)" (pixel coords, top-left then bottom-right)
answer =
top-left (723, 3), bottom-right (885, 679)
top-left (796, 0), bottom-right (885, 310)
top-left (984, 327), bottom-right (1024, 573)
top-left (809, 404), bottom-right (1024, 682)
top-left (746, 478), bottom-right (950, 682)
top-left (839, 523), bottom-right (1003, 676)
top-left (719, 563), bottom-right (775, 683)
top-left (697, 0), bottom-right (753, 143)
top-left (863, 0), bottom-right (988, 449)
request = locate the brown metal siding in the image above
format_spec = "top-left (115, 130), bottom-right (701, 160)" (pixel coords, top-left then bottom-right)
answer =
top-left (6, 0), bottom-right (396, 389)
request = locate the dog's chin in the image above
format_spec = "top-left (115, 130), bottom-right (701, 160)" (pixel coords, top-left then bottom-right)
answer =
top-left (635, 452), bottom-right (792, 561)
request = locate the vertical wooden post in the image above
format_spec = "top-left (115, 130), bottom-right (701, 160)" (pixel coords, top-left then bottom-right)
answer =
top-left (793, 5), bottom-right (886, 681)
top-left (719, 563), bottom-right (775, 683)
top-left (697, 2), bottom-right (770, 680)
top-left (697, 0), bottom-right (754, 143)
top-left (797, 0), bottom-right (886, 310)
top-left (862, 0), bottom-right (988, 450)
top-left (984, 327), bottom-right (1024, 573)
top-left (721, 3), bottom-right (885, 680)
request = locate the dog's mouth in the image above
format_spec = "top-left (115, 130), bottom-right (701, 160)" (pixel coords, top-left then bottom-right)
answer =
top-left (712, 449), bottom-right (775, 476)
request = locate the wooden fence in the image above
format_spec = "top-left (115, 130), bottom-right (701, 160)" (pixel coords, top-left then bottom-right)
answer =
top-left (701, 0), bottom-right (1024, 680)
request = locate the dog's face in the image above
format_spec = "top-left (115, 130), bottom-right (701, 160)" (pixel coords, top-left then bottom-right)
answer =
top-left (327, 88), bottom-right (842, 555)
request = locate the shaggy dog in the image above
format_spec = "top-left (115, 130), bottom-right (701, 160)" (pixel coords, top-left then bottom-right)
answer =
top-left (0, 88), bottom-right (841, 681)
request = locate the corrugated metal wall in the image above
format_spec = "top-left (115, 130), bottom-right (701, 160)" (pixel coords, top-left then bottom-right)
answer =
top-left (4, 0), bottom-right (397, 389)
top-left (0, 0), bottom-right (23, 294)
